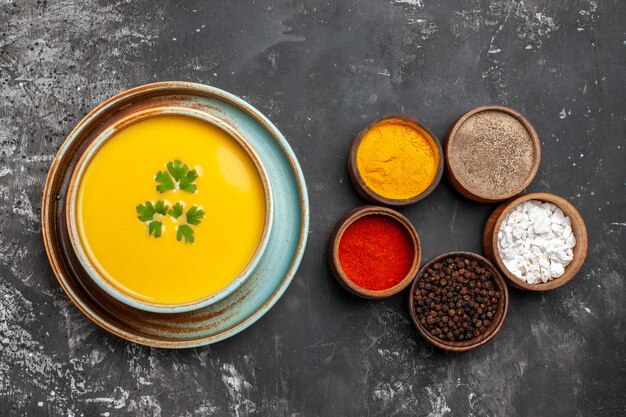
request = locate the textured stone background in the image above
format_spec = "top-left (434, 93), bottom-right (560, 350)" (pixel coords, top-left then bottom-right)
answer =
top-left (1, 0), bottom-right (625, 416)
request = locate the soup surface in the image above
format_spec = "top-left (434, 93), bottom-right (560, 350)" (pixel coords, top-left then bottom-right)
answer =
top-left (76, 114), bottom-right (267, 305)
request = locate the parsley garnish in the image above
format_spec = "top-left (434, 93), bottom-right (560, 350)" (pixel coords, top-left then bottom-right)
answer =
top-left (137, 161), bottom-right (204, 243)
top-left (136, 201), bottom-right (156, 222)
top-left (136, 200), bottom-right (170, 238)
top-left (186, 205), bottom-right (205, 225)
top-left (168, 202), bottom-right (184, 218)
top-left (179, 170), bottom-right (199, 193)
top-left (155, 160), bottom-right (199, 194)
top-left (175, 205), bottom-right (204, 244)
top-left (155, 171), bottom-right (175, 193)
top-left (148, 220), bottom-right (163, 237)
top-left (176, 224), bottom-right (195, 244)
top-left (154, 200), bottom-right (169, 215)
top-left (167, 160), bottom-right (188, 181)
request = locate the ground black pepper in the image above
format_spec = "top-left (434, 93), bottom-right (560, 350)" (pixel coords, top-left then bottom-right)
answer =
top-left (413, 256), bottom-right (501, 342)
top-left (448, 110), bottom-right (536, 200)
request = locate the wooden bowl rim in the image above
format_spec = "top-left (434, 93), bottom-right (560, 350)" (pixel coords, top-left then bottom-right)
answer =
top-left (485, 192), bottom-right (588, 291)
top-left (328, 205), bottom-right (422, 299)
top-left (348, 115), bottom-right (444, 207)
top-left (408, 251), bottom-right (510, 352)
top-left (444, 105), bottom-right (541, 203)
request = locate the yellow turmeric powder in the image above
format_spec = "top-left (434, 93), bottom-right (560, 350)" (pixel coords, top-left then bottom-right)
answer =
top-left (356, 120), bottom-right (438, 200)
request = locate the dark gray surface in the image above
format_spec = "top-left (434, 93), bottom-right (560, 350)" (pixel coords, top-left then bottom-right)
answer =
top-left (1, 0), bottom-right (624, 415)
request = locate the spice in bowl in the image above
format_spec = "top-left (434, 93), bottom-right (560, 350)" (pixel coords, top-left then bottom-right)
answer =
top-left (498, 200), bottom-right (576, 284)
top-left (411, 254), bottom-right (507, 348)
top-left (445, 106), bottom-right (541, 202)
top-left (329, 206), bottom-right (421, 298)
top-left (349, 117), bottom-right (443, 206)
top-left (483, 192), bottom-right (588, 291)
top-left (339, 215), bottom-right (414, 290)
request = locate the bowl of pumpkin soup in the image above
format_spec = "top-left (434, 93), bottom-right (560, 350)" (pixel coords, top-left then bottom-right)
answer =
top-left (65, 106), bottom-right (273, 313)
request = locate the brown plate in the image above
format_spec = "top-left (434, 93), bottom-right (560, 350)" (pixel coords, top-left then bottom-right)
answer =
top-left (328, 206), bottom-right (422, 299)
top-left (348, 115), bottom-right (444, 207)
top-left (408, 251), bottom-right (509, 352)
top-left (483, 192), bottom-right (588, 291)
top-left (445, 105), bottom-right (541, 203)
top-left (41, 81), bottom-right (309, 348)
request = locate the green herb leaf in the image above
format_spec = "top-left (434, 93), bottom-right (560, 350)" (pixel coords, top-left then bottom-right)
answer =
top-left (155, 200), bottom-right (169, 215)
top-left (168, 202), bottom-right (184, 218)
top-left (155, 170), bottom-right (175, 193)
top-left (186, 205), bottom-right (205, 226)
top-left (136, 201), bottom-right (156, 222)
top-left (139, 160), bottom-right (203, 241)
top-left (156, 161), bottom-right (198, 193)
top-left (178, 169), bottom-right (199, 193)
top-left (148, 221), bottom-right (163, 237)
top-left (177, 224), bottom-right (194, 243)
top-left (167, 160), bottom-right (189, 182)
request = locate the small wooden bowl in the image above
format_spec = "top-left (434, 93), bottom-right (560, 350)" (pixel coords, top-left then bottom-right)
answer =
top-left (328, 206), bottom-right (422, 299)
top-left (445, 105), bottom-right (541, 203)
top-left (348, 115), bottom-right (444, 207)
top-left (408, 252), bottom-right (509, 352)
top-left (483, 192), bottom-right (588, 291)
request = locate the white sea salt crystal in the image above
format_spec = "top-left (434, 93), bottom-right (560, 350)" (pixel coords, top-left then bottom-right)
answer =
top-left (528, 263), bottom-right (540, 276)
top-left (497, 200), bottom-right (576, 284)
top-left (550, 223), bottom-right (564, 234)
top-left (504, 259), bottom-right (518, 274)
top-left (528, 207), bottom-right (543, 223)
top-left (549, 261), bottom-right (565, 277)
top-left (538, 257), bottom-right (551, 269)
top-left (565, 234), bottom-right (576, 248)
top-left (541, 202), bottom-right (555, 213)
top-left (534, 217), bottom-right (552, 234)
top-left (563, 225), bottom-right (573, 239)
top-left (552, 207), bottom-right (565, 222)
top-left (513, 224), bottom-right (525, 238)
top-left (554, 250), bottom-right (567, 262)
top-left (531, 237), bottom-right (546, 248)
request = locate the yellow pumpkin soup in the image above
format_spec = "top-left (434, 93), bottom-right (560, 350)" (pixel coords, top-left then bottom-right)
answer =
top-left (76, 114), bottom-right (267, 305)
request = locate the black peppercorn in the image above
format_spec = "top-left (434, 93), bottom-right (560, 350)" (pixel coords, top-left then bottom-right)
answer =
top-left (413, 255), bottom-right (501, 343)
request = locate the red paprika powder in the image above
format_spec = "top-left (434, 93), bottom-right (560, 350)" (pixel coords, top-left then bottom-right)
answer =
top-left (338, 214), bottom-right (414, 291)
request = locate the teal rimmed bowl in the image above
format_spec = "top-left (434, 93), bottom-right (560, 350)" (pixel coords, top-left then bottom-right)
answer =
top-left (65, 106), bottom-right (274, 314)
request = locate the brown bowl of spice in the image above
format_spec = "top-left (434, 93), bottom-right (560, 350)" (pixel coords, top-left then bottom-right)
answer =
top-left (328, 206), bottom-right (422, 299)
top-left (408, 252), bottom-right (509, 351)
top-left (348, 115), bottom-right (443, 207)
top-left (445, 105), bottom-right (541, 203)
top-left (483, 192), bottom-right (588, 291)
